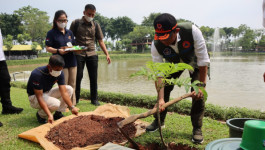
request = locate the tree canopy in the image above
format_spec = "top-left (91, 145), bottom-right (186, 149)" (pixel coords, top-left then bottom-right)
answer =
top-left (14, 5), bottom-right (51, 46)
top-left (0, 13), bottom-right (23, 38)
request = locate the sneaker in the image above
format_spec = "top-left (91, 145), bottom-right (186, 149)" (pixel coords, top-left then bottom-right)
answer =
top-left (0, 121), bottom-right (3, 127)
top-left (36, 112), bottom-right (46, 124)
top-left (192, 128), bottom-right (204, 144)
top-left (146, 120), bottom-right (165, 132)
top-left (2, 105), bottom-right (23, 114)
top-left (91, 100), bottom-right (100, 106)
top-left (53, 111), bottom-right (64, 120)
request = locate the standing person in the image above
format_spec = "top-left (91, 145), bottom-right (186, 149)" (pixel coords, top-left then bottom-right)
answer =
top-left (70, 4), bottom-right (111, 106)
top-left (46, 10), bottom-right (77, 106)
top-left (146, 13), bottom-right (210, 144)
top-left (27, 55), bottom-right (79, 124)
top-left (0, 29), bottom-right (23, 127)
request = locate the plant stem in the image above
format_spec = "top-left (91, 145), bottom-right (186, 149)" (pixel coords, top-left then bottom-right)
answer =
top-left (157, 86), bottom-right (167, 148)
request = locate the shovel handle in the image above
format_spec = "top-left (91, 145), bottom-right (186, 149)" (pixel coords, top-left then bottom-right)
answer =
top-left (117, 92), bottom-right (192, 128)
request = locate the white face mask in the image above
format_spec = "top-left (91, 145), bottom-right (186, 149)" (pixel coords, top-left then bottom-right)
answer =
top-left (57, 22), bottom-right (67, 29)
top-left (50, 70), bottom-right (62, 77)
top-left (84, 15), bottom-right (93, 22)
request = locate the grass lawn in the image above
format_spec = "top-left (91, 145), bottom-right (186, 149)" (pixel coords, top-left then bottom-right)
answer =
top-left (0, 87), bottom-right (229, 150)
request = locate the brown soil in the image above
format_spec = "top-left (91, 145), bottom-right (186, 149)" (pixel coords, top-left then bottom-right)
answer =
top-left (130, 142), bottom-right (198, 150)
top-left (45, 115), bottom-right (136, 150)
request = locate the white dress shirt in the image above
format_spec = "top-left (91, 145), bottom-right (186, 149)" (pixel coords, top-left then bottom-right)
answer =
top-left (151, 24), bottom-right (210, 67)
top-left (0, 29), bottom-right (6, 61)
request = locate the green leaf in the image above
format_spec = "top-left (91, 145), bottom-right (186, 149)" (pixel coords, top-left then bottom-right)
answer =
top-left (185, 85), bottom-right (190, 93)
top-left (193, 85), bottom-right (199, 94)
top-left (199, 87), bottom-right (208, 102)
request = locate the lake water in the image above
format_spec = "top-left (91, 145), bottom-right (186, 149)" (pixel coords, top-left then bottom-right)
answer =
top-left (9, 55), bottom-right (265, 111)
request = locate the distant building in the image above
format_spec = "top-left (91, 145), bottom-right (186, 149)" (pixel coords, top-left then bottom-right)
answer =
top-left (131, 38), bottom-right (152, 53)
top-left (256, 45), bottom-right (265, 51)
top-left (2, 45), bottom-right (42, 60)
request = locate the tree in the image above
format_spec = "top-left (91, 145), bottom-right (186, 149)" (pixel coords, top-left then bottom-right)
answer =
top-left (125, 62), bottom-right (207, 148)
top-left (3, 34), bottom-right (14, 59)
top-left (115, 41), bottom-right (122, 51)
top-left (259, 35), bottom-right (265, 46)
top-left (104, 41), bottom-right (114, 51)
top-left (200, 26), bottom-right (214, 40)
top-left (121, 38), bottom-right (132, 52)
top-left (239, 28), bottom-right (255, 50)
top-left (0, 13), bottom-right (23, 38)
top-left (14, 5), bottom-right (51, 45)
top-left (141, 12), bottom-right (161, 26)
top-left (223, 27), bottom-right (235, 39)
top-left (31, 42), bottom-right (38, 52)
top-left (17, 33), bottom-right (31, 45)
top-left (177, 18), bottom-right (194, 24)
top-left (106, 16), bottom-right (136, 41)
top-left (94, 13), bottom-right (110, 38)
top-left (124, 25), bottom-right (154, 52)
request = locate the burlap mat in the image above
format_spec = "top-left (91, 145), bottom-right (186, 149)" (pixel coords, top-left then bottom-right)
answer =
top-left (18, 103), bottom-right (149, 150)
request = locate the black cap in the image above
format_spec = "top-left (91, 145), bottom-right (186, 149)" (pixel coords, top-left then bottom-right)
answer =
top-left (154, 13), bottom-right (178, 40)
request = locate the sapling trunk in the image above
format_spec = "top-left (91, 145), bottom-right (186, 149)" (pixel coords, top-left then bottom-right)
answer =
top-left (117, 92), bottom-right (192, 128)
top-left (156, 85), bottom-right (167, 148)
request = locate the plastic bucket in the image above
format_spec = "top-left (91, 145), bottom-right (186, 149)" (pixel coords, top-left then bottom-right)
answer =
top-left (226, 118), bottom-right (255, 138)
top-left (205, 138), bottom-right (242, 150)
top-left (240, 120), bottom-right (265, 150)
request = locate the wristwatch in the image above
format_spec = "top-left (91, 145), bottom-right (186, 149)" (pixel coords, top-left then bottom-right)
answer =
top-left (57, 49), bottom-right (59, 54)
top-left (69, 105), bottom-right (75, 110)
top-left (197, 83), bottom-right (206, 87)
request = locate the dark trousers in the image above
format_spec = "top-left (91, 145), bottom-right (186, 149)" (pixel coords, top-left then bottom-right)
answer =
top-left (75, 55), bottom-right (98, 102)
top-left (155, 69), bottom-right (205, 129)
top-left (0, 61), bottom-right (12, 106)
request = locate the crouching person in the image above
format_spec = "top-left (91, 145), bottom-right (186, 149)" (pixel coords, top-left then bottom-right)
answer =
top-left (27, 55), bottom-right (78, 124)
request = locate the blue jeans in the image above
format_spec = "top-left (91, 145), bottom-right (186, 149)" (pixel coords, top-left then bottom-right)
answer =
top-left (75, 55), bottom-right (98, 103)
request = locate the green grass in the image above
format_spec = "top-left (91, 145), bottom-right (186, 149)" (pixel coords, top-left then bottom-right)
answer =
top-left (6, 53), bottom-right (151, 66)
top-left (0, 87), bottom-right (229, 150)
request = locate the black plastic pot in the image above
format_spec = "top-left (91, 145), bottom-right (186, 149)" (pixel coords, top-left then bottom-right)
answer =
top-left (226, 118), bottom-right (255, 138)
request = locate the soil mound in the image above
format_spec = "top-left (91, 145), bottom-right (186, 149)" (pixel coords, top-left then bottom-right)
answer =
top-left (46, 115), bottom-right (136, 150)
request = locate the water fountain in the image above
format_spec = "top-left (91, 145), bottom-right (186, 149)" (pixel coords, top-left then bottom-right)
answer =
top-left (211, 27), bottom-right (221, 58)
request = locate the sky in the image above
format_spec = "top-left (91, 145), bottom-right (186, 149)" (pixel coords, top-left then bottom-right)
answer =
top-left (0, 0), bottom-right (264, 29)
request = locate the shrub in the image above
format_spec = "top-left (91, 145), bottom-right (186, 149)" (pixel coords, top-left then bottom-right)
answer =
top-left (11, 81), bottom-right (265, 121)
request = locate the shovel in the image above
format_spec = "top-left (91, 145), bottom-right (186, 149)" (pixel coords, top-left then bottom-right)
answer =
top-left (117, 92), bottom-right (193, 149)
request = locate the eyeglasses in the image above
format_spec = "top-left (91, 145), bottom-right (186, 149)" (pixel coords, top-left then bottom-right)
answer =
top-left (57, 19), bottom-right (68, 23)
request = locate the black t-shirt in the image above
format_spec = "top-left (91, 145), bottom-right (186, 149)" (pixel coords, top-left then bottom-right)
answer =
top-left (45, 28), bottom-right (76, 68)
top-left (27, 66), bottom-right (65, 96)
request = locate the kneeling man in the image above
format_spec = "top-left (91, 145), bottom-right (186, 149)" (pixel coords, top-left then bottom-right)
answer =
top-left (27, 55), bottom-right (78, 124)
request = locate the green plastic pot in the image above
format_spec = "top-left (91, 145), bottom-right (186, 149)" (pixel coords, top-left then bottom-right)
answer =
top-left (240, 120), bottom-right (265, 150)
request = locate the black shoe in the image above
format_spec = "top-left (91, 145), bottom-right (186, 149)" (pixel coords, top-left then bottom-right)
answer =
top-left (2, 105), bottom-right (23, 114)
top-left (36, 112), bottom-right (46, 124)
top-left (0, 121), bottom-right (3, 127)
top-left (91, 100), bottom-right (100, 106)
top-left (53, 111), bottom-right (64, 120)
top-left (146, 120), bottom-right (165, 132)
top-left (192, 128), bottom-right (204, 144)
